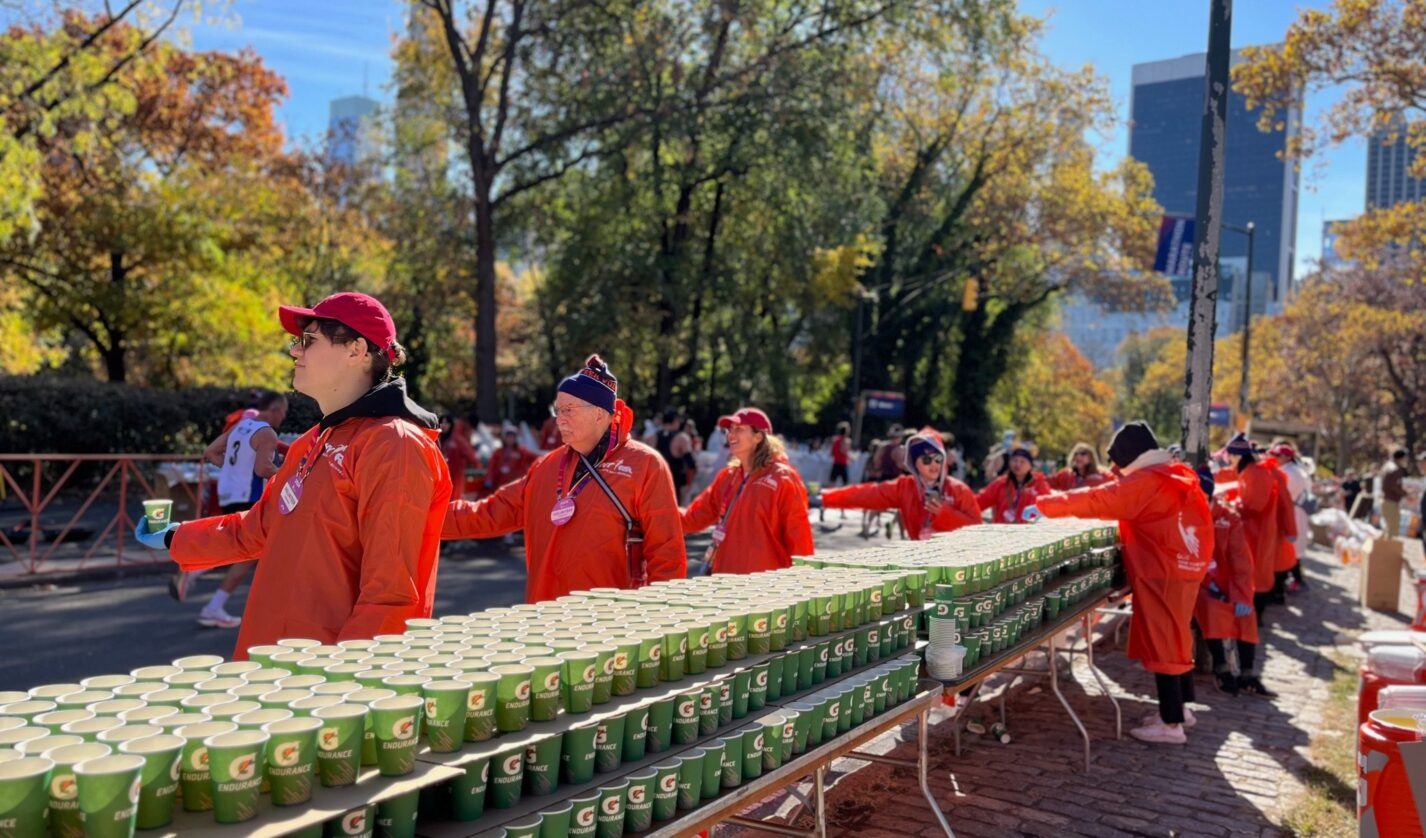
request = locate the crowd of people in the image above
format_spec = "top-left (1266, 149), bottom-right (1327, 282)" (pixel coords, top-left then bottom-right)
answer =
top-left (133, 289), bottom-right (1419, 751)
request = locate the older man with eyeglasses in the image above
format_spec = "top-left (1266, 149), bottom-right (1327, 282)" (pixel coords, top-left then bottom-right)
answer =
top-left (442, 355), bottom-right (686, 602)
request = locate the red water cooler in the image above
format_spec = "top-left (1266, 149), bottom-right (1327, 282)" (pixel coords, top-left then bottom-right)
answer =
top-left (1359, 710), bottom-right (1426, 838)
top-left (1361, 646), bottom-right (1426, 725)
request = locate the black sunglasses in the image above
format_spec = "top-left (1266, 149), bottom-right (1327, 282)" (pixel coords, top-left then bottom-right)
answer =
top-left (918, 454), bottom-right (945, 465)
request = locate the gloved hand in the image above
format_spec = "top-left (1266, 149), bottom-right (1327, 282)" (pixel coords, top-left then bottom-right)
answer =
top-left (808, 495), bottom-right (823, 510)
top-left (134, 519), bottom-right (178, 551)
top-left (1286, 536), bottom-right (1298, 544)
top-left (1021, 505), bottom-right (1042, 523)
top-left (1233, 602), bottom-right (1253, 618)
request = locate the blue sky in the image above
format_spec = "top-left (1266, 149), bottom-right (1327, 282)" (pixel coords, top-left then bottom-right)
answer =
top-left (180, 0), bottom-right (1358, 274)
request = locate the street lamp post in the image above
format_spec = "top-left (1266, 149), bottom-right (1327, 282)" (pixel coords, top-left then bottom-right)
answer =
top-left (1224, 221), bottom-right (1256, 420)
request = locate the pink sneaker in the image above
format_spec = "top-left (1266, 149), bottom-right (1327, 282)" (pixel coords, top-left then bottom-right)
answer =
top-left (1142, 707), bottom-right (1196, 728)
top-left (1130, 719), bottom-right (1187, 744)
top-left (197, 607), bottom-right (241, 629)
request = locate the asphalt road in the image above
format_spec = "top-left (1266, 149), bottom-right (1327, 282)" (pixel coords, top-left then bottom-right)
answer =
top-left (0, 509), bottom-right (879, 691)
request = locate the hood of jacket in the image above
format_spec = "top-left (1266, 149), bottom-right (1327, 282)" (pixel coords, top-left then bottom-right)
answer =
top-left (319, 378), bottom-right (439, 432)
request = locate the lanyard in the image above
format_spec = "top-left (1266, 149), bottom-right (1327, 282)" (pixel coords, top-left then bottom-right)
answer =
top-left (293, 428), bottom-right (335, 484)
top-left (555, 449), bottom-right (597, 502)
top-left (717, 471), bottom-right (752, 529)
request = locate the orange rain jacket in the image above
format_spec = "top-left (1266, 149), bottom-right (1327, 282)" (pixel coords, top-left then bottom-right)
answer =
top-left (1039, 453), bottom-right (1213, 675)
top-left (442, 401), bottom-right (686, 602)
top-left (1195, 499), bottom-right (1259, 643)
top-left (172, 382), bottom-right (451, 659)
top-left (681, 456), bottom-right (815, 574)
top-left (822, 475), bottom-right (981, 540)
top-left (977, 471), bottom-right (1053, 525)
top-left (1262, 458), bottom-right (1301, 573)
top-left (1238, 459), bottom-right (1297, 592)
top-left (1047, 467), bottom-right (1112, 492)
top-left (485, 444), bottom-right (539, 492)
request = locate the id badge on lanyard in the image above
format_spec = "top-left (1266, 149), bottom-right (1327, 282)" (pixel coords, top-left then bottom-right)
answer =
top-left (278, 428), bottom-right (333, 516)
top-left (551, 450), bottom-right (592, 527)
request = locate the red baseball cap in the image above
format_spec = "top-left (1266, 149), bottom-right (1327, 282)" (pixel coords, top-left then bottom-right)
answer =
top-left (279, 292), bottom-right (400, 362)
top-left (717, 407), bottom-right (772, 433)
top-left (1268, 442), bottom-right (1296, 459)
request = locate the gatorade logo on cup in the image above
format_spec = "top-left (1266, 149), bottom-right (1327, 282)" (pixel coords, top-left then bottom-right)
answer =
top-left (230, 755), bottom-right (257, 782)
top-left (50, 774), bottom-right (78, 801)
top-left (601, 796), bottom-right (621, 816)
top-left (467, 692), bottom-right (486, 711)
top-left (128, 776), bottom-right (142, 805)
top-left (151, 507), bottom-right (168, 523)
top-left (603, 657), bottom-right (617, 675)
top-left (869, 630), bottom-right (879, 644)
top-left (392, 716), bottom-right (416, 740)
top-left (502, 754), bottom-right (522, 774)
top-left (660, 774), bottom-right (678, 793)
top-left (828, 705), bottom-right (839, 719)
top-left (320, 728), bottom-right (341, 750)
top-left (719, 684), bottom-right (730, 700)
top-left (274, 742), bottom-right (302, 767)
top-left (170, 759), bottom-right (182, 782)
top-left (595, 727), bottom-right (607, 745)
top-left (582, 665), bottom-right (596, 683)
top-left (715, 627), bottom-right (728, 643)
top-left (819, 648), bottom-right (828, 662)
top-left (637, 714), bottom-right (648, 731)
top-left (576, 807), bottom-right (596, 828)
top-left (727, 622), bottom-right (740, 637)
top-left (699, 633), bottom-right (709, 649)
top-left (614, 653), bottom-right (629, 670)
top-left (825, 601), bottom-right (835, 614)
top-left (649, 645), bottom-right (662, 662)
top-left (190, 748), bottom-right (209, 770)
top-left (871, 590), bottom-right (883, 603)
top-left (776, 613), bottom-right (788, 629)
top-left (481, 763), bottom-right (489, 781)
top-left (755, 672), bottom-right (768, 688)
top-left (753, 734), bottom-right (764, 751)
top-left (515, 681), bottom-right (531, 701)
top-left (679, 638), bottom-right (688, 654)
top-left (425, 699), bottom-right (439, 718)
top-left (783, 722), bottom-right (795, 739)
top-left (341, 811), bottom-right (367, 835)
top-left (629, 786), bottom-right (646, 805)
top-left (678, 700), bottom-right (695, 718)
top-left (753, 619), bottom-right (769, 634)
top-left (544, 673), bottom-right (561, 692)
top-left (700, 693), bottom-right (712, 710)
top-left (525, 745), bottom-right (538, 763)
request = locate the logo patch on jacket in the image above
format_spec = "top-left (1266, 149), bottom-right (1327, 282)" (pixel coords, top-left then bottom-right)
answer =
top-left (599, 458), bottom-right (635, 478)
top-left (324, 443), bottom-right (350, 476)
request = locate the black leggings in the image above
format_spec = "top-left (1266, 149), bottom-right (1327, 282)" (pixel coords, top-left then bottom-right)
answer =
top-left (1288, 560), bottom-right (1305, 584)
top-left (1155, 672), bottom-right (1196, 724)
top-left (1205, 639), bottom-right (1257, 673)
top-left (1253, 591), bottom-right (1272, 626)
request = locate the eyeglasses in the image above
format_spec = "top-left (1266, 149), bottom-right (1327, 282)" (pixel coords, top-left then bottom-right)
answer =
top-left (918, 454), bottom-right (945, 465)
top-left (549, 403), bottom-right (594, 418)
top-left (290, 333), bottom-right (321, 351)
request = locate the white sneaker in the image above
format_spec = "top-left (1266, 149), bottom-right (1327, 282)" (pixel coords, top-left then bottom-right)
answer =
top-left (1142, 707), bottom-right (1195, 728)
top-left (197, 607), bottom-right (241, 629)
top-left (1129, 719), bottom-right (1187, 744)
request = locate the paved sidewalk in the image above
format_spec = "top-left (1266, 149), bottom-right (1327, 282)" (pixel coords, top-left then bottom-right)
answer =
top-left (732, 542), bottom-right (1408, 837)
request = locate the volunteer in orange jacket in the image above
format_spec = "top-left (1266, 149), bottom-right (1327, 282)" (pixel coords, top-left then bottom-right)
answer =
top-left (1036, 421), bottom-right (1213, 745)
top-left (1230, 433), bottom-right (1297, 622)
top-left (977, 447), bottom-right (1051, 524)
top-left (815, 428), bottom-right (980, 540)
top-left (134, 292), bottom-right (452, 659)
top-left (442, 355), bottom-right (686, 601)
top-left (1048, 442), bottom-right (1112, 491)
top-left (1264, 444), bottom-right (1304, 592)
top-left (681, 407), bottom-right (814, 574)
top-left (485, 423), bottom-right (539, 492)
top-left (1195, 475), bottom-right (1272, 697)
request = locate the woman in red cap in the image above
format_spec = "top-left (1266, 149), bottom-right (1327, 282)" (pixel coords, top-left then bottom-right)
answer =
top-left (1230, 433), bottom-right (1296, 636)
top-left (1269, 441), bottom-right (1311, 593)
top-left (681, 408), bottom-right (815, 573)
top-left (977, 446), bottom-right (1052, 524)
top-left (812, 428), bottom-right (980, 540)
top-left (1037, 421), bottom-right (1213, 744)
top-left (135, 292), bottom-right (451, 658)
top-left (442, 355), bottom-right (686, 601)
top-left (1195, 472), bottom-right (1265, 696)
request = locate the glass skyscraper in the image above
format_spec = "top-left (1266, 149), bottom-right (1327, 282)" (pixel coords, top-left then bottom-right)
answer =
top-left (1129, 50), bottom-right (1300, 316)
top-left (1367, 115), bottom-right (1426, 209)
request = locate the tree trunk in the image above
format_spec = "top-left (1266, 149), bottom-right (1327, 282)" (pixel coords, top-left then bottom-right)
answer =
top-left (474, 180), bottom-right (500, 422)
top-left (106, 251), bottom-right (127, 383)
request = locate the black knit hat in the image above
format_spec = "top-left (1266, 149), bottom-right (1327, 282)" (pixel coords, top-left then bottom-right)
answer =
top-left (1107, 421), bottom-right (1159, 469)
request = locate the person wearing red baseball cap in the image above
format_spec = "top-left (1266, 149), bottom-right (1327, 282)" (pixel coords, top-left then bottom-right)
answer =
top-left (134, 292), bottom-right (452, 658)
top-left (680, 408), bottom-right (815, 574)
top-left (812, 427), bottom-right (981, 540)
top-left (1268, 440), bottom-right (1312, 593)
top-left (442, 355), bottom-right (687, 601)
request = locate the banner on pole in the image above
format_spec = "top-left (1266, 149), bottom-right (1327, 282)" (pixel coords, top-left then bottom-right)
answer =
top-left (1154, 215), bottom-right (1195, 278)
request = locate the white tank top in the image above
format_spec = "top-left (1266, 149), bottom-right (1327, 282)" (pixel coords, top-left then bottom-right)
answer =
top-left (217, 418), bottom-right (269, 507)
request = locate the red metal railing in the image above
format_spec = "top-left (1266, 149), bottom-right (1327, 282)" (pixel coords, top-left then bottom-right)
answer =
top-left (0, 455), bottom-right (208, 575)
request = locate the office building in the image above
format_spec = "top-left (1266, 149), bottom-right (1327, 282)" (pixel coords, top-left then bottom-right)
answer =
top-left (1366, 116), bottom-right (1426, 209)
top-left (328, 95), bottom-right (379, 166)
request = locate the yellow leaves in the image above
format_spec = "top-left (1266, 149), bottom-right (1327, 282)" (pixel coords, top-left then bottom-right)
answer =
top-left (991, 331), bottom-right (1115, 458)
top-left (809, 235), bottom-right (882, 308)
